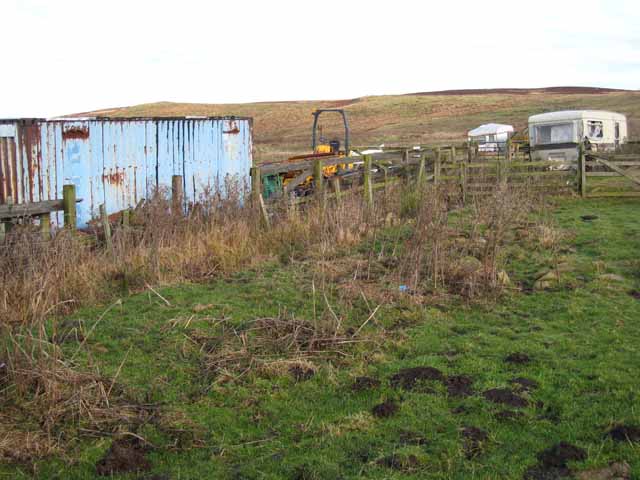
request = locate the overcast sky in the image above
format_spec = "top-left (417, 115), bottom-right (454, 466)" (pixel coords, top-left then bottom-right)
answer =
top-left (1, 0), bottom-right (638, 117)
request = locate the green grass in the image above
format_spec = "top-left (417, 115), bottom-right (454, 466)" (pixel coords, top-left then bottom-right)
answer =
top-left (3, 198), bottom-right (640, 479)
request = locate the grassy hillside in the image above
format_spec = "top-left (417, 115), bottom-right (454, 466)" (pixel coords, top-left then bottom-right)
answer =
top-left (79, 88), bottom-right (640, 163)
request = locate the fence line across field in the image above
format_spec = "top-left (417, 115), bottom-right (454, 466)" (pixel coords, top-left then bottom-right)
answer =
top-left (1, 141), bottom-right (639, 244)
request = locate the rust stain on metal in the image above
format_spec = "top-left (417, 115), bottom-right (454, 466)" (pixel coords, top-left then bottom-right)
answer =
top-left (103, 169), bottom-right (125, 186)
top-left (223, 121), bottom-right (240, 135)
top-left (62, 126), bottom-right (90, 140)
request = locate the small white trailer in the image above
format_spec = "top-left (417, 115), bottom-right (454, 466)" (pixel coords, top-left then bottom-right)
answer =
top-left (467, 123), bottom-right (514, 152)
top-left (529, 110), bottom-right (627, 163)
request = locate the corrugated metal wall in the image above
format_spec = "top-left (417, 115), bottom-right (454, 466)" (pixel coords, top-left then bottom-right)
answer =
top-left (0, 117), bottom-right (253, 227)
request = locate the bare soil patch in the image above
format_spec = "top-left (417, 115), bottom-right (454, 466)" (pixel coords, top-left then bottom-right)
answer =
top-left (505, 352), bottom-right (532, 365)
top-left (390, 367), bottom-right (444, 390)
top-left (445, 375), bottom-right (474, 398)
top-left (462, 426), bottom-right (489, 459)
top-left (289, 365), bottom-right (315, 382)
top-left (607, 424), bottom-right (640, 442)
top-left (96, 436), bottom-right (151, 476)
top-left (483, 388), bottom-right (529, 407)
top-left (376, 453), bottom-right (420, 471)
top-left (351, 376), bottom-right (381, 392)
top-left (372, 400), bottom-right (399, 418)
top-left (524, 442), bottom-right (587, 479)
top-left (510, 377), bottom-right (539, 392)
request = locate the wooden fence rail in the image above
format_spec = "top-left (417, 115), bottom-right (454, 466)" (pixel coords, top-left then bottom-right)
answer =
top-left (0, 184), bottom-right (81, 241)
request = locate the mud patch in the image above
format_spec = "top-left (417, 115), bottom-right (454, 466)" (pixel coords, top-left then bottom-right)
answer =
top-left (445, 375), bottom-right (474, 398)
top-left (351, 376), bottom-right (381, 392)
top-left (376, 453), bottom-right (419, 471)
top-left (483, 388), bottom-right (528, 407)
top-left (451, 405), bottom-right (468, 415)
top-left (289, 365), bottom-right (315, 382)
top-left (510, 377), bottom-right (539, 392)
top-left (96, 436), bottom-right (151, 476)
top-left (504, 352), bottom-right (531, 365)
top-left (461, 426), bottom-right (488, 459)
top-left (390, 366), bottom-right (444, 390)
top-left (524, 442), bottom-right (587, 480)
top-left (372, 400), bottom-right (399, 418)
top-left (580, 215), bottom-right (598, 222)
top-left (537, 442), bottom-right (587, 467)
top-left (607, 424), bottom-right (640, 442)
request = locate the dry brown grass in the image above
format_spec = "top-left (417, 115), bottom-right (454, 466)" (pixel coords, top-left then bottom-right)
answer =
top-left (77, 90), bottom-right (640, 162)
top-left (0, 173), bottom-right (549, 463)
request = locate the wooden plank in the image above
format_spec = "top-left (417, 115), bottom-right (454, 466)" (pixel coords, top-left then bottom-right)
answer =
top-left (586, 172), bottom-right (623, 177)
top-left (586, 160), bottom-right (640, 167)
top-left (594, 157), bottom-right (640, 186)
top-left (0, 199), bottom-right (65, 218)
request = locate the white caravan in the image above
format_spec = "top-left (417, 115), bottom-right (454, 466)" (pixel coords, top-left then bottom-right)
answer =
top-left (467, 123), bottom-right (514, 152)
top-left (529, 110), bottom-right (627, 163)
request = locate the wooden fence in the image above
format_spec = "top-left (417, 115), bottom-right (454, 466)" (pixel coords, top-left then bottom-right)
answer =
top-left (251, 141), bottom-right (636, 209)
top-left (0, 185), bottom-right (80, 241)
top-left (581, 152), bottom-right (640, 197)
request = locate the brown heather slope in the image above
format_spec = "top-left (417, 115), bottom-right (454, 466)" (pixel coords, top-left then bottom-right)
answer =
top-left (78, 88), bottom-right (640, 163)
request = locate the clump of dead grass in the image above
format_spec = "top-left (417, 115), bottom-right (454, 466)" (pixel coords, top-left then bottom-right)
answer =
top-left (190, 312), bottom-right (368, 384)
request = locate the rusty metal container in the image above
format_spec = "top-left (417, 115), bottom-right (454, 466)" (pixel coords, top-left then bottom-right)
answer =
top-left (0, 116), bottom-right (253, 227)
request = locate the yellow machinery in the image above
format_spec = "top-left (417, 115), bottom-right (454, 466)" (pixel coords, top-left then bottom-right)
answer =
top-left (262, 109), bottom-right (354, 197)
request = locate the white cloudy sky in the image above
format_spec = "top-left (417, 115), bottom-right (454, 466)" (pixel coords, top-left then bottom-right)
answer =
top-left (1, 0), bottom-right (638, 117)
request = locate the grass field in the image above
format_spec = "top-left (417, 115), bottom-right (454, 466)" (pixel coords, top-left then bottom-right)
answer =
top-left (77, 87), bottom-right (640, 163)
top-left (3, 197), bottom-right (639, 479)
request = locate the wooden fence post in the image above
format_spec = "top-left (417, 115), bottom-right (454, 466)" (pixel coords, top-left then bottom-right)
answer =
top-left (363, 154), bottom-right (373, 206)
top-left (402, 149), bottom-right (409, 164)
top-left (62, 184), bottom-right (76, 230)
top-left (505, 138), bottom-right (513, 163)
top-left (100, 204), bottom-right (112, 250)
top-left (460, 161), bottom-right (467, 205)
top-left (467, 142), bottom-right (474, 163)
top-left (250, 166), bottom-right (262, 208)
top-left (332, 176), bottom-right (342, 207)
top-left (122, 208), bottom-right (130, 228)
top-left (313, 159), bottom-right (325, 200)
top-left (172, 175), bottom-right (184, 215)
top-left (417, 153), bottom-right (426, 186)
top-left (450, 146), bottom-right (456, 163)
top-left (434, 148), bottom-right (441, 185)
top-left (40, 213), bottom-right (51, 240)
top-left (1, 196), bottom-right (13, 239)
top-left (578, 145), bottom-right (586, 197)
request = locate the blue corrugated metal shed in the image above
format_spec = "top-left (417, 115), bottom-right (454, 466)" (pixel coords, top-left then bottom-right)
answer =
top-left (0, 116), bottom-right (253, 227)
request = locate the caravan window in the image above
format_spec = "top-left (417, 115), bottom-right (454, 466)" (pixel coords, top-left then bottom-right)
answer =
top-left (587, 121), bottom-right (604, 139)
top-left (534, 123), bottom-right (574, 145)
